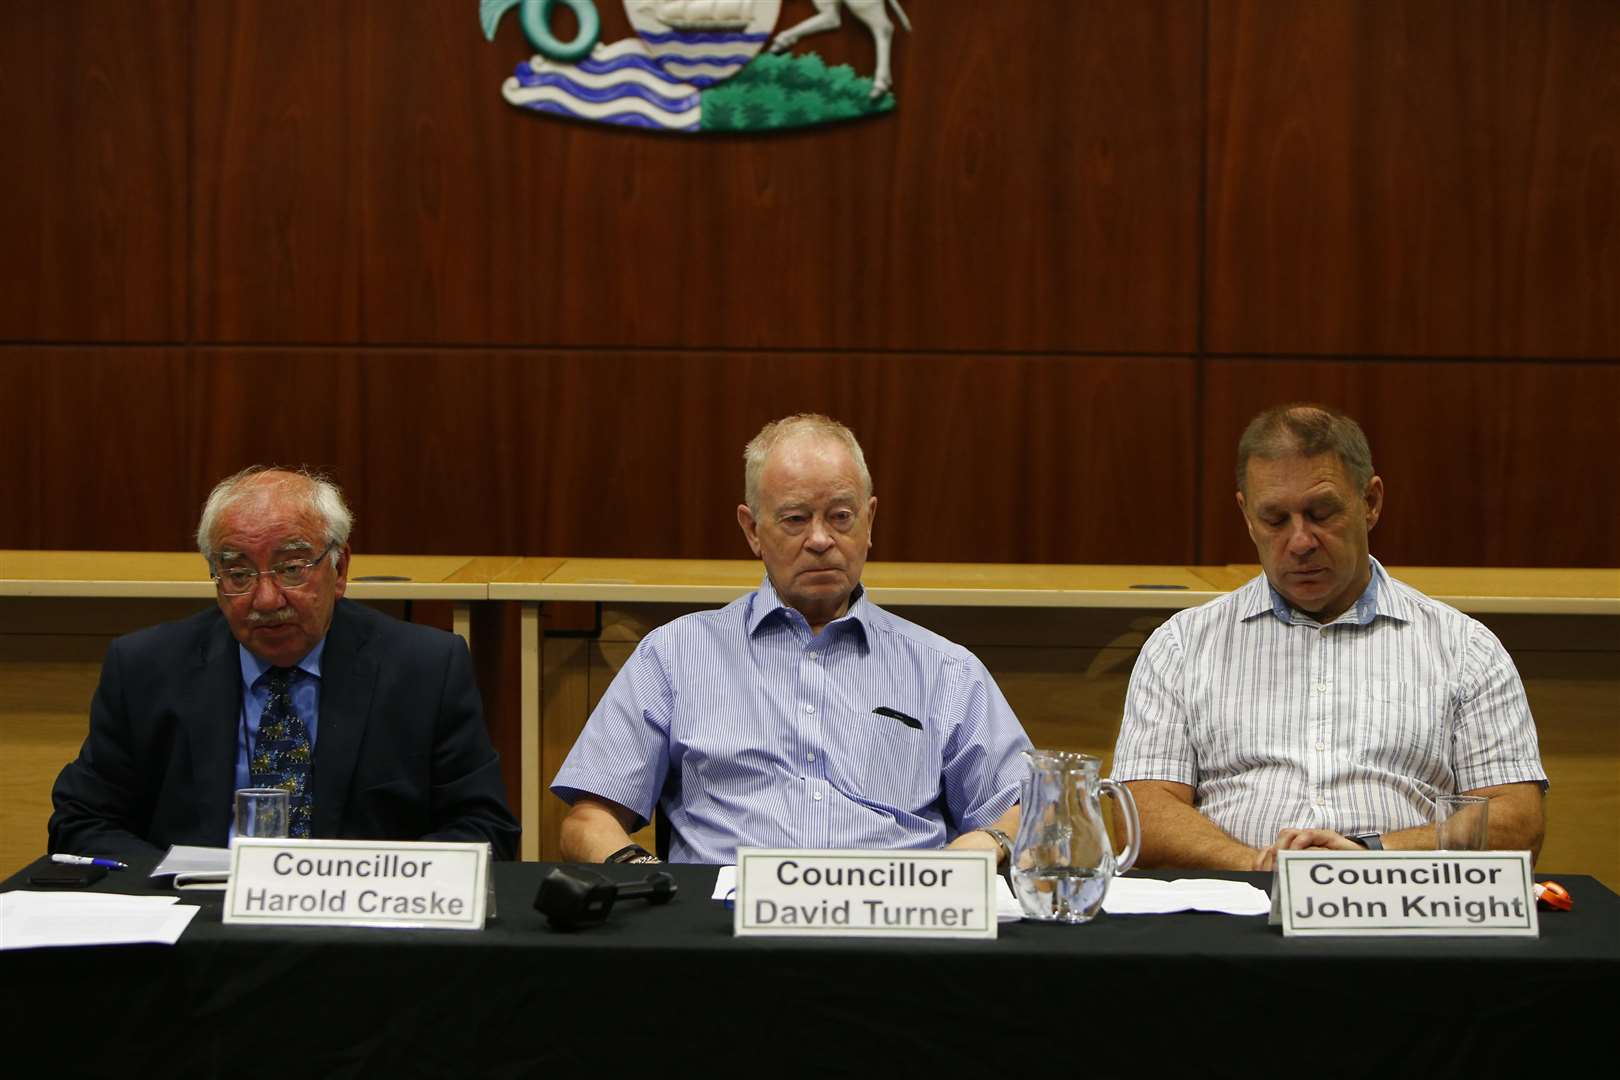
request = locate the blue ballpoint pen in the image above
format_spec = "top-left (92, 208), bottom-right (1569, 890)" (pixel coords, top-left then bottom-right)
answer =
top-left (51, 853), bottom-right (129, 871)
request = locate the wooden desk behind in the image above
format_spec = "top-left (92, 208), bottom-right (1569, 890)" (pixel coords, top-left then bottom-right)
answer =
top-left (494, 559), bottom-right (1619, 883)
top-left (5, 554), bottom-right (1615, 885)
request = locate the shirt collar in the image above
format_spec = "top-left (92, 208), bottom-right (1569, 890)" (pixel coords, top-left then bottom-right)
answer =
top-left (1245, 557), bottom-right (1405, 627)
top-left (239, 636), bottom-right (327, 690)
top-left (746, 574), bottom-right (872, 649)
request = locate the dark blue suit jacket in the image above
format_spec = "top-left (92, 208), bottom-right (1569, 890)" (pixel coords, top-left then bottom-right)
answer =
top-left (48, 599), bottom-right (520, 861)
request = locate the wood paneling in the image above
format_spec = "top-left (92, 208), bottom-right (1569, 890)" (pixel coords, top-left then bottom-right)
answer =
top-left (191, 0), bottom-right (1201, 352)
top-left (1201, 360), bottom-right (1620, 566)
top-left (2, 349), bottom-right (1201, 566)
top-left (0, 349), bottom-right (200, 551)
top-left (0, 0), bottom-right (188, 340)
top-left (8, 3), bottom-right (1616, 565)
top-left (1206, 0), bottom-right (1620, 358)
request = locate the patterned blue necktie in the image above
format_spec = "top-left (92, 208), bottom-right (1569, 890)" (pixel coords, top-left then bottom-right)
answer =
top-left (251, 667), bottom-right (312, 838)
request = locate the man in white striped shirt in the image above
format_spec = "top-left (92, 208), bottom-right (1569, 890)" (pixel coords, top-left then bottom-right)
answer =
top-left (552, 414), bottom-right (1031, 866)
top-left (1111, 405), bottom-right (1547, 870)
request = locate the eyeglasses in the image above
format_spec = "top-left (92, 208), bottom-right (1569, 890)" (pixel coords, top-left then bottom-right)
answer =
top-left (212, 542), bottom-right (336, 596)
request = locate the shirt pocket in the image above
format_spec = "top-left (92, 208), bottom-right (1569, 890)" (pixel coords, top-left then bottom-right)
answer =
top-left (826, 708), bottom-right (942, 815)
top-left (1351, 683), bottom-right (1446, 779)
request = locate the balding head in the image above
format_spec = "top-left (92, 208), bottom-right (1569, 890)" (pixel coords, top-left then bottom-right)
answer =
top-left (1235, 404), bottom-right (1375, 496)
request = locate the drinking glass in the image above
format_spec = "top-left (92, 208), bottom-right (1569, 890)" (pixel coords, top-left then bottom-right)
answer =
top-left (235, 787), bottom-right (290, 841)
top-left (1434, 794), bottom-right (1489, 850)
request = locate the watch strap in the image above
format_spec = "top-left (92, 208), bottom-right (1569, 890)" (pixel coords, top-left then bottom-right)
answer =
top-left (977, 827), bottom-right (1014, 869)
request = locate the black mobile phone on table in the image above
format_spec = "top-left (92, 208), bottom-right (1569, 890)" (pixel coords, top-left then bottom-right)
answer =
top-left (28, 865), bottom-right (107, 888)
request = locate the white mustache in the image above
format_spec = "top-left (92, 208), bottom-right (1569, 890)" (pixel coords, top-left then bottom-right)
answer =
top-left (245, 609), bottom-right (296, 627)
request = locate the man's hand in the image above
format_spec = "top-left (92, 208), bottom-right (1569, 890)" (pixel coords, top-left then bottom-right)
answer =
top-left (1274, 827), bottom-right (1361, 852)
top-left (1251, 828), bottom-right (1361, 870)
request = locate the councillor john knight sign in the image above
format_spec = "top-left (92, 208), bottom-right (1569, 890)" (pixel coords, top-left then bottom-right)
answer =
top-left (1274, 850), bottom-right (1538, 938)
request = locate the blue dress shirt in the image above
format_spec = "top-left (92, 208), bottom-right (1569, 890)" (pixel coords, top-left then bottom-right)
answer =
top-left (552, 577), bottom-right (1031, 864)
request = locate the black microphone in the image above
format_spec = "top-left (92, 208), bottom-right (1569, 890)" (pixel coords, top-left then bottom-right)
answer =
top-left (534, 867), bottom-right (678, 930)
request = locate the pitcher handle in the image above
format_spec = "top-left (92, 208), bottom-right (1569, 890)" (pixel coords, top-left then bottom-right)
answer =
top-left (1098, 778), bottom-right (1141, 875)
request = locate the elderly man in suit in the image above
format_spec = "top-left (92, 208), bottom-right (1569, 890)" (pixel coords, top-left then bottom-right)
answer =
top-left (49, 467), bottom-right (519, 861)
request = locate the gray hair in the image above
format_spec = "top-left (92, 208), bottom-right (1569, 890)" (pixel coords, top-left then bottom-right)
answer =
top-left (1235, 404), bottom-right (1376, 494)
top-left (196, 466), bottom-right (353, 568)
top-left (743, 413), bottom-right (873, 512)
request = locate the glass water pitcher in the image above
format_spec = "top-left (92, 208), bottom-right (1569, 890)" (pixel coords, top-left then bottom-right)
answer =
top-left (1011, 749), bottom-right (1141, 923)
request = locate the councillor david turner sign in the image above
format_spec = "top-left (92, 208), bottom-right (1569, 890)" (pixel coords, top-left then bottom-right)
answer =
top-left (734, 848), bottom-right (998, 940)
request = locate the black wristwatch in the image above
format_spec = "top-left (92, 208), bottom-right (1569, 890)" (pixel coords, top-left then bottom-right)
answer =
top-left (1348, 833), bottom-right (1383, 851)
top-left (605, 843), bottom-right (660, 865)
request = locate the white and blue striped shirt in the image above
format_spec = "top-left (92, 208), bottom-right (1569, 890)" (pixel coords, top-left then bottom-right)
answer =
top-left (552, 576), bottom-right (1031, 864)
top-left (1110, 559), bottom-right (1546, 849)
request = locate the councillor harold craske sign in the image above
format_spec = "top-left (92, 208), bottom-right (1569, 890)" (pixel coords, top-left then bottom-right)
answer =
top-left (1273, 850), bottom-right (1538, 938)
top-left (734, 848), bottom-right (998, 940)
top-left (225, 838), bottom-right (493, 931)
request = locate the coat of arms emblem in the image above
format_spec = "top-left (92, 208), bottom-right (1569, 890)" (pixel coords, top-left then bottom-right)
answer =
top-left (480, 0), bottom-right (910, 133)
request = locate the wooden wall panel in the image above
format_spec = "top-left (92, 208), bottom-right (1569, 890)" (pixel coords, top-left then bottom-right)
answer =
top-left (6, 3), bottom-right (1615, 570)
top-left (0, 1), bottom-right (188, 341)
top-left (1200, 360), bottom-right (1620, 566)
top-left (1206, 0), bottom-right (1620, 358)
top-left (0, 349), bottom-right (200, 551)
top-left (191, 0), bottom-right (1201, 353)
top-left (1, 349), bottom-right (1200, 566)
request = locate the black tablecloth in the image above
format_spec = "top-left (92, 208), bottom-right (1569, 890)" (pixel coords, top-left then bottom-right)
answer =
top-left (2, 858), bottom-right (1615, 1077)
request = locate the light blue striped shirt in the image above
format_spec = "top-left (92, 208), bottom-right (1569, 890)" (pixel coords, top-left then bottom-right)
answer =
top-left (552, 577), bottom-right (1031, 864)
top-left (1110, 558), bottom-right (1546, 848)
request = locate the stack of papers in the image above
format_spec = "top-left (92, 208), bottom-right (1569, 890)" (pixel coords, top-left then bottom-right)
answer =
top-left (151, 844), bottom-right (233, 889)
top-left (0, 891), bottom-right (201, 950)
top-left (996, 875), bottom-right (1269, 920)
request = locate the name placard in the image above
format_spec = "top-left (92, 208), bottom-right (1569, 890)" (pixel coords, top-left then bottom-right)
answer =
top-left (733, 848), bottom-right (997, 940)
top-left (1273, 850), bottom-right (1538, 937)
top-left (224, 838), bottom-right (492, 931)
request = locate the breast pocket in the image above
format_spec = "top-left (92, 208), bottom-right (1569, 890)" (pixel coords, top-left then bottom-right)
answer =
top-left (1352, 684), bottom-right (1447, 780)
top-left (828, 709), bottom-right (942, 814)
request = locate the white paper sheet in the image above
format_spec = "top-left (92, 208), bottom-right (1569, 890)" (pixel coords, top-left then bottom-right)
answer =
top-left (151, 844), bottom-right (232, 878)
top-left (0, 891), bottom-right (201, 950)
top-left (1100, 876), bottom-right (1271, 916)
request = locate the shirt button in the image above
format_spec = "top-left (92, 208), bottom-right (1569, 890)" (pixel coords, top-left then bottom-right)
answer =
top-left (804, 704), bottom-right (815, 714)
top-left (812, 791), bottom-right (822, 802)
top-left (1315, 683), bottom-right (1328, 694)
top-left (806, 752), bottom-right (815, 763)
top-left (1316, 742), bottom-right (1326, 751)
top-left (808, 651), bottom-right (819, 660)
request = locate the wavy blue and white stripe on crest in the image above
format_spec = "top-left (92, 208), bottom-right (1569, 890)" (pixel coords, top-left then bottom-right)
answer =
top-left (502, 40), bottom-right (701, 132)
top-left (640, 29), bottom-right (769, 87)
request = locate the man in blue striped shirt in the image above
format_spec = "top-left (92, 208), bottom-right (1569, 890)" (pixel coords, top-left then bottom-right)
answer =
top-left (552, 414), bottom-right (1031, 866)
top-left (1112, 405), bottom-right (1547, 870)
